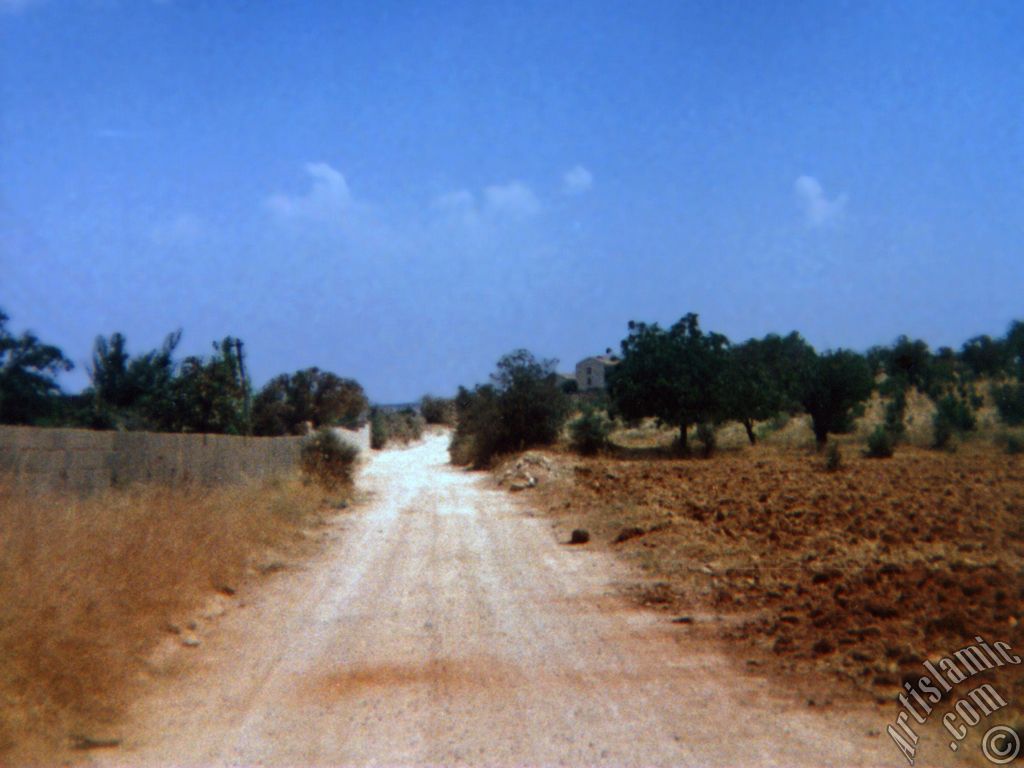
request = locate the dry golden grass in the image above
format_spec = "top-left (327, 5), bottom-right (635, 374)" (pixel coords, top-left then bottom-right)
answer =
top-left (605, 386), bottom-right (1019, 454)
top-left (0, 474), bottom-right (337, 761)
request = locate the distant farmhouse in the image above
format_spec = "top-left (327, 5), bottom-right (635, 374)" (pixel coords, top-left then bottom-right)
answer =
top-left (575, 350), bottom-right (620, 391)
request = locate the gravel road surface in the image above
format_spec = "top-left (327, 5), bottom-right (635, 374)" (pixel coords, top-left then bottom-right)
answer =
top-left (88, 434), bottom-right (910, 767)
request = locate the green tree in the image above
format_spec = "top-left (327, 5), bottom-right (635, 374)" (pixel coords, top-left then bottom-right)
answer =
top-left (252, 368), bottom-right (367, 436)
top-left (449, 384), bottom-right (502, 466)
top-left (91, 332), bottom-right (133, 407)
top-left (797, 349), bottom-right (873, 447)
top-left (722, 333), bottom-right (812, 444)
top-left (0, 309), bottom-right (73, 424)
top-left (89, 330), bottom-right (181, 429)
top-left (172, 337), bottom-right (250, 434)
top-left (884, 335), bottom-right (933, 391)
top-left (608, 313), bottom-right (729, 452)
top-left (1004, 320), bottom-right (1024, 378)
top-left (960, 335), bottom-right (1009, 378)
top-left (992, 383), bottom-right (1024, 426)
top-left (419, 395), bottom-right (455, 425)
top-left (449, 350), bottom-right (568, 467)
top-left (491, 349), bottom-right (568, 450)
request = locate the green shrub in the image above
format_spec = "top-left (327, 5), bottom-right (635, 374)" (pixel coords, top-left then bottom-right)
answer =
top-left (370, 408), bottom-right (425, 449)
top-left (300, 428), bottom-right (359, 489)
top-left (447, 432), bottom-right (477, 465)
top-left (995, 431), bottom-right (1024, 456)
top-left (370, 410), bottom-right (388, 450)
top-left (883, 388), bottom-right (907, 438)
top-left (865, 426), bottom-right (895, 458)
top-left (993, 383), bottom-right (1024, 426)
top-left (420, 395), bottom-right (455, 425)
top-left (450, 350), bottom-right (568, 468)
top-left (825, 442), bottom-right (842, 472)
top-left (932, 394), bottom-right (976, 449)
top-left (569, 407), bottom-right (611, 455)
top-left (387, 408), bottom-right (425, 444)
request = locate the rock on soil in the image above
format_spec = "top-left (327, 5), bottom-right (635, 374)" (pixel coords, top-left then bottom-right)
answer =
top-left (497, 452), bottom-right (559, 491)
top-left (570, 529), bottom-right (590, 545)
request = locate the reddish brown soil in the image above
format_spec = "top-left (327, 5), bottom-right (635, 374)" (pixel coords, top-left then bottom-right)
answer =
top-left (527, 445), bottom-right (1024, 712)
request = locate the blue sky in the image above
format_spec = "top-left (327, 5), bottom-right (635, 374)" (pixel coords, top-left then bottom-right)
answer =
top-left (2, 0), bottom-right (1022, 402)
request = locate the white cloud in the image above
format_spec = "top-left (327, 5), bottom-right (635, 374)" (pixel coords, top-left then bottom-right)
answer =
top-left (561, 165), bottom-right (593, 195)
top-left (265, 162), bottom-right (354, 223)
top-left (483, 181), bottom-right (540, 218)
top-left (794, 175), bottom-right (847, 228)
top-left (432, 181), bottom-right (541, 227)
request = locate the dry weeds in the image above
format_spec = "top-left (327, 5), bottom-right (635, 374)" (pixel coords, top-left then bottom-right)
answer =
top-left (0, 474), bottom-right (340, 763)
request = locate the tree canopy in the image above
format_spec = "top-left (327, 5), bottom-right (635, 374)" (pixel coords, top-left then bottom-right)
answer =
top-left (721, 332), bottom-right (812, 444)
top-left (0, 310), bottom-right (73, 425)
top-left (796, 349), bottom-right (874, 447)
top-left (608, 313), bottom-right (728, 450)
top-left (450, 349), bottom-right (568, 467)
top-left (252, 368), bottom-right (367, 436)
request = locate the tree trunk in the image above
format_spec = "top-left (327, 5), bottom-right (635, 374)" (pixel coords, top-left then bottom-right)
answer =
top-left (677, 422), bottom-right (688, 454)
top-left (743, 419), bottom-right (756, 445)
top-left (814, 423), bottom-right (829, 449)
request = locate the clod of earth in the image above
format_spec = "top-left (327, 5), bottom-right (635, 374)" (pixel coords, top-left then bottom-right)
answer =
top-left (614, 526), bottom-right (646, 544)
top-left (69, 734), bottom-right (121, 751)
top-left (569, 529), bottom-right (590, 545)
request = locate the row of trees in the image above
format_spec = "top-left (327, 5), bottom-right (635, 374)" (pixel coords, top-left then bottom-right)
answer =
top-left (450, 314), bottom-right (1024, 464)
top-left (610, 315), bottom-right (876, 448)
top-left (612, 314), bottom-right (1024, 450)
top-left (0, 308), bottom-right (367, 435)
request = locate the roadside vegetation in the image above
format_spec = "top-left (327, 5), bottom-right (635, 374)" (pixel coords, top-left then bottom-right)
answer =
top-left (448, 315), bottom-right (1024, 465)
top-left (369, 407), bottom-right (426, 450)
top-left (0, 308), bottom-right (367, 435)
top-left (0, 469), bottom-right (349, 762)
top-left (449, 350), bottom-right (568, 468)
top-left (419, 395), bottom-right (456, 426)
top-left (300, 428), bottom-right (360, 489)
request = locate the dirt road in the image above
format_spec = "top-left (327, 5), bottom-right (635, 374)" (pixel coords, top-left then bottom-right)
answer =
top-left (89, 434), bottom-right (906, 767)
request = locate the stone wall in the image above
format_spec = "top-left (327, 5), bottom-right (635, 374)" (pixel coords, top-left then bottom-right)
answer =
top-left (0, 425), bottom-right (361, 495)
top-left (329, 424), bottom-right (371, 453)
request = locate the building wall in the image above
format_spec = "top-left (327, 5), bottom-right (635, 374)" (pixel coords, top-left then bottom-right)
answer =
top-left (575, 357), bottom-right (608, 391)
top-left (0, 423), bottom-right (367, 495)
